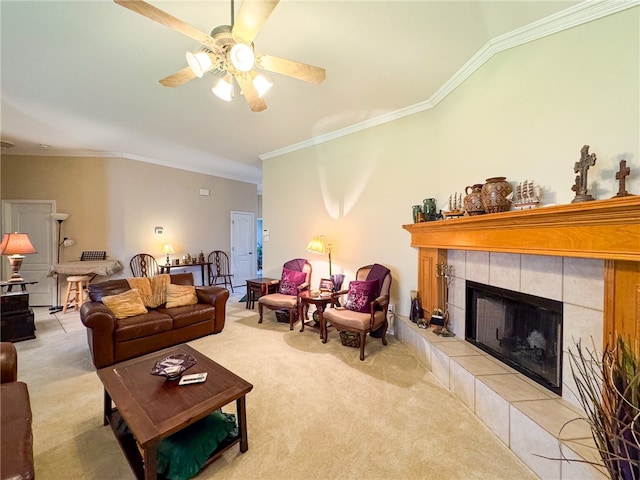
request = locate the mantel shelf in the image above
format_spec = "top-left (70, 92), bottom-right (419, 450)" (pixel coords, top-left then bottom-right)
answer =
top-left (403, 196), bottom-right (640, 261)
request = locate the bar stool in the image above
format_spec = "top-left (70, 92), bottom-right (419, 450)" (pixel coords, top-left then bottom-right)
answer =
top-left (62, 275), bottom-right (91, 314)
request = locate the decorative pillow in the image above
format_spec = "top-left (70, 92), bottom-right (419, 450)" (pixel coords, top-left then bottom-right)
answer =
top-left (278, 268), bottom-right (307, 296)
top-left (165, 283), bottom-right (198, 308)
top-left (102, 288), bottom-right (148, 319)
top-left (156, 410), bottom-right (238, 480)
top-left (149, 274), bottom-right (170, 307)
top-left (344, 280), bottom-right (378, 314)
top-left (126, 276), bottom-right (153, 307)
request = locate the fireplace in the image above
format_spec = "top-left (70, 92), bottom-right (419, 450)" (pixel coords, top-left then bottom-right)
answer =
top-left (465, 281), bottom-right (563, 395)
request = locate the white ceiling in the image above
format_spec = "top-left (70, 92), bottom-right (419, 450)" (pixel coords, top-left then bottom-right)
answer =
top-left (1, 0), bottom-right (588, 186)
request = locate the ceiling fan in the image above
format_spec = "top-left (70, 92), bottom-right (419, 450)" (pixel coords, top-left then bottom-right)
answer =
top-left (114, 0), bottom-right (326, 112)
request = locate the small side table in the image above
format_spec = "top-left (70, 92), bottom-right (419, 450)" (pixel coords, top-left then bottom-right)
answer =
top-left (245, 278), bottom-right (279, 309)
top-left (297, 291), bottom-right (334, 339)
top-left (0, 280), bottom-right (38, 293)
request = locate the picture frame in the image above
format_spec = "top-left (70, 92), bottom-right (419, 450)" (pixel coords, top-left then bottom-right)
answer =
top-left (319, 278), bottom-right (334, 292)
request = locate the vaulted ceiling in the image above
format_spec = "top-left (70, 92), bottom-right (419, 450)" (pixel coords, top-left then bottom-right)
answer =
top-left (1, 1), bottom-right (588, 186)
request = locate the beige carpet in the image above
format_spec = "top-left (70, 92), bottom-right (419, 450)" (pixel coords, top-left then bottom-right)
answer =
top-left (16, 293), bottom-right (538, 480)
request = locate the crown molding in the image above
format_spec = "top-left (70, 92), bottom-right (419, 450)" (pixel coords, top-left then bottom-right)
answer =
top-left (3, 149), bottom-right (262, 186)
top-left (260, 0), bottom-right (639, 162)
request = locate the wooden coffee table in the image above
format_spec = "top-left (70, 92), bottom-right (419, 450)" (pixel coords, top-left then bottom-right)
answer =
top-left (97, 344), bottom-right (253, 480)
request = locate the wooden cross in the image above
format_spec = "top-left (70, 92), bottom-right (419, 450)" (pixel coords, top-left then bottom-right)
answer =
top-left (571, 145), bottom-right (597, 203)
top-left (614, 159), bottom-right (631, 197)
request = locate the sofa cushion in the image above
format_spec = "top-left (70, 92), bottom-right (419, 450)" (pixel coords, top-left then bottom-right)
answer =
top-left (102, 289), bottom-right (149, 319)
top-left (158, 304), bottom-right (216, 329)
top-left (115, 310), bottom-right (174, 342)
top-left (165, 284), bottom-right (198, 308)
top-left (278, 268), bottom-right (306, 295)
top-left (89, 279), bottom-right (131, 303)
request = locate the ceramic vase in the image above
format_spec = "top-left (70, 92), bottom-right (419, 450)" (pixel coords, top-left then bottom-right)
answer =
top-left (412, 205), bottom-right (423, 223)
top-left (481, 177), bottom-right (513, 213)
top-left (422, 198), bottom-right (437, 221)
top-left (463, 184), bottom-right (485, 216)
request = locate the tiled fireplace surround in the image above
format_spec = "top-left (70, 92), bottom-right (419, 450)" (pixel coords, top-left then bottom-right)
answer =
top-left (395, 251), bottom-right (607, 480)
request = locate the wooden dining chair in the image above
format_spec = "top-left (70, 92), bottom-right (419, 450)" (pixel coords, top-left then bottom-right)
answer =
top-left (207, 250), bottom-right (234, 292)
top-left (129, 253), bottom-right (160, 277)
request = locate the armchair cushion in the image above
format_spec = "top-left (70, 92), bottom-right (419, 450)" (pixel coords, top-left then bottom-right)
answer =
top-left (278, 268), bottom-right (307, 295)
top-left (102, 288), bottom-right (148, 319)
top-left (344, 280), bottom-right (378, 313)
top-left (258, 293), bottom-right (298, 309)
top-left (165, 284), bottom-right (198, 308)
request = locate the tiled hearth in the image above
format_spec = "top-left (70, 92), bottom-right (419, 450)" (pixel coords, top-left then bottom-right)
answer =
top-left (395, 251), bottom-right (609, 480)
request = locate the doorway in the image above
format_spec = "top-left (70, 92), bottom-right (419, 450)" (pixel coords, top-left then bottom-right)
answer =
top-left (230, 211), bottom-right (256, 286)
top-left (1, 200), bottom-right (56, 306)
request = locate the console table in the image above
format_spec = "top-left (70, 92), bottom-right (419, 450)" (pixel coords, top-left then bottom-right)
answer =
top-left (159, 262), bottom-right (211, 287)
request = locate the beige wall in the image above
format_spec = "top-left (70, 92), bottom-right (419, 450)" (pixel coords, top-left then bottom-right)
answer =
top-left (1, 155), bottom-right (257, 278)
top-left (262, 8), bottom-right (640, 315)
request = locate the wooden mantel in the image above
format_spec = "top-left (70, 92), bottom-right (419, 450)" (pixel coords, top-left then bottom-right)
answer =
top-left (403, 196), bottom-right (640, 261)
top-left (403, 196), bottom-right (640, 346)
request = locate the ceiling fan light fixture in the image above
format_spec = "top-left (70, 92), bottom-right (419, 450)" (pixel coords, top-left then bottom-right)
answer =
top-left (229, 43), bottom-right (255, 72)
top-left (186, 51), bottom-right (213, 78)
top-left (252, 73), bottom-right (273, 98)
top-left (212, 74), bottom-right (234, 101)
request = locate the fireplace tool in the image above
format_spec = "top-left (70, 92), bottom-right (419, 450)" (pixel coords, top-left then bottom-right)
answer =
top-left (432, 263), bottom-right (455, 337)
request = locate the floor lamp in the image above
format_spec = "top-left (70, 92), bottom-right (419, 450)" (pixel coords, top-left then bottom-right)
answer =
top-left (49, 212), bottom-right (70, 313)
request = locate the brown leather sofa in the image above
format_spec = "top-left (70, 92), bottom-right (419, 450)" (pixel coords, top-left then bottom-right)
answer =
top-left (80, 273), bottom-right (229, 369)
top-left (0, 342), bottom-right (35, 480)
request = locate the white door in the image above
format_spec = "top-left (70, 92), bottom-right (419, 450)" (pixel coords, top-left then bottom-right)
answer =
top-left (2, 200), bottom-right (56, 306)
top-left (231, 211), bottom-right (256, 286)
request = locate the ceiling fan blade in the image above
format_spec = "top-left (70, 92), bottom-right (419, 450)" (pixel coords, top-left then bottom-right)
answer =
top-left (114, 0), bottom-right (222, 55)
top-left (236, 74), bottom-right (267, 112)
top-left (159, 66), bottom-right (197, 87)
top-left (256, 54), bottom-right (326, 84)
top-left (232, 0), bottom-right (279, 44)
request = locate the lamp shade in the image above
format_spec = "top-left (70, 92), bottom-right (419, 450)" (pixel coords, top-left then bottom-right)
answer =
top-left (229, 43), bottom-right (255, 72)
top-left (252, 73), bottom-right (273, 98)
top-left (212, 75), bottom-right (234, 101)
top-left (186, 51), bottom-right (213, 78)
top-left (306, 236), bottom-right (326, 255)
top-left (1, 233), bottom-right (37, 282)
top-left (52, 212), bottom-right (70, 222)
top-left (0, 233), bottom-right (37, 255)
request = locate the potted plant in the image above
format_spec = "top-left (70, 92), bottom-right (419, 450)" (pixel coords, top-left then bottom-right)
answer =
top-left (568, 336), bottom-right (639, 479)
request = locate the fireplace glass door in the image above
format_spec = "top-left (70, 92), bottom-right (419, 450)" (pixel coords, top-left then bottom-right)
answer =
top-left (465, 281), bottom-right (563, 395)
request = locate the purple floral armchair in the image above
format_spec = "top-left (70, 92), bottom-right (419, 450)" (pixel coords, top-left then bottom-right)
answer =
top-left (322, 264), bottom-right (392, 360)
top-left (258, 259), bottom-right (312, 330)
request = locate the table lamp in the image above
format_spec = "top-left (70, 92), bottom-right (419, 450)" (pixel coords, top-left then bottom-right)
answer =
top-left (0, 232), bottom-right (37, 282)
top-left (162, 244), bottom-right (175, 266)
